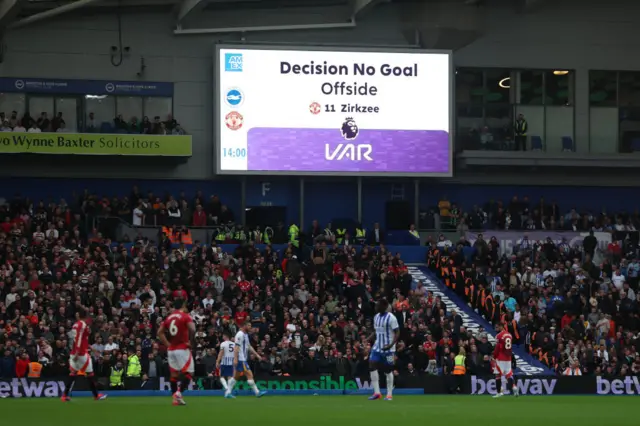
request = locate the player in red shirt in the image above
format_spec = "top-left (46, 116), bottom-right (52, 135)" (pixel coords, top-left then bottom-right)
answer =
top-left (492, 323), bottom-right (518, 398)
top-left (158, 299), bottom-right (196, 406)
top-left (61, 308), bottom-right (107, 402)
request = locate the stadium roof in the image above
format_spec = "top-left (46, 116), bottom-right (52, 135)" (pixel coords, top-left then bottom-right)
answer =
top-left (1, 0), bottom-right (550, 33)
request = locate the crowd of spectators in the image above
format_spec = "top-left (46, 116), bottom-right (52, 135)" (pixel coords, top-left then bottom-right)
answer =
top-left (0, 111), bottom-right (186, 135)
top-left (427, 223), bottom-right (640, 376)
top-left (436, 195), bottom-right (640, 232)
top-left (0, 190), bottom-right (417, 387)
top-left (1, 186), bottom-right (640, 388)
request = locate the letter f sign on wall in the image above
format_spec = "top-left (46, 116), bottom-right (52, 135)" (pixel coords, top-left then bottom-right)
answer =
top-left (262, 182), bottom-right (271, 197)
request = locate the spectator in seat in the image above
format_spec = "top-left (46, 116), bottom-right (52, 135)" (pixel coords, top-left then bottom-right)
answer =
top-left (141, 116), bottom-right (152, 134)
top-left (56, 120), bottom-right (68, 133)
top-left (192, 205), bottom-right (207, 227)
top-left (113, 114), bottom-right (126, 130)
top-left (13, 120), bottom-right (26, 132)
top-left (51, 112), bottom-right (63, 131)
top-left (156, 122), bottom-right (168, 135)
top-left (8, 111), bottom-right (18, 128)
top-left (86, 112), bottom-right (98, 131)
top-left (0, 120), bottom-right (11, 131)
top-left (165, 114), bottom-right (177, 131)
top-left (36, 112), bottom-right (50, 131)
top-left (129, 117), bottom-right (140, 133)
top-left (172, 124), bottom-right (186, 135)
top-left (28, 120), bottom-right (41, 133)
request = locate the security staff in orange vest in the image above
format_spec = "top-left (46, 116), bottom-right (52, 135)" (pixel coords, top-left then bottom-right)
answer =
top-left (451, 347), bottom-right (468, 394)
top-left (28, 361), bottom-right (43, 378)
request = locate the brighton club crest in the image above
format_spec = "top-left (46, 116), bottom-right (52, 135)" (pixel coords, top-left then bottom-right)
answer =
top-left (340, 117), bottom-right (359, 140)
top-left (225, 111), bottom-right (243, 131)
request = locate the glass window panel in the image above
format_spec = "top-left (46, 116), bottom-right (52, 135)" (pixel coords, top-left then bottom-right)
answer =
top-left (485, 104), bottom-right (514, 150)
top-left (143, 97), bottom-right (172, 121)
top-left (116, 96), bottom-right (143, 125)
top-left (456, 104), bottom-right (484, 150)
top-left (519, 70), bottom-right (544, 105)
top-left (54, 98), bottom-right (77, 131)
top-left (619, 72), bottom-right (640, 107)
top-left (589, 70), bottom-right (617, 107)
top-left (28, 97), bottom-right (54, 131)
top-left (545, 71), bottom-right (573, 106)
top-left (455, 69), bottom-right (484, 103)
top-left (0, 93), bottom-right (26, 128)
top-left (484, 69), bottom-right (511, 103)
top-left (619, 106), bottom-right (640, 153)
top-left (85, 95), bottom-right (115, 131)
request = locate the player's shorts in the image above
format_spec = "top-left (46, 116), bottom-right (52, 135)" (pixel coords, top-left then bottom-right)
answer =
top-left (220, 365), bottom-right (234, 377)
top-left (168, 349), bottom-right (194, 374)
top-left (370, 350), bottom-right (395, 367)
top-left (69, 354), bottom-right (93, 375)
top-left (235, 361), bottom-right (251, 375)
top-left (493, 360), bottom-right (513, 377)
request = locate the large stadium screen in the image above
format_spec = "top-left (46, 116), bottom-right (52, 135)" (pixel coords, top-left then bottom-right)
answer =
top-left (215, 45), bottom-right (452, 177)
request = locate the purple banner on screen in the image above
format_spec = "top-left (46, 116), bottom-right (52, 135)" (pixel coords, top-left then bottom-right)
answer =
top-left (246, 127), bottom-right (449, 173)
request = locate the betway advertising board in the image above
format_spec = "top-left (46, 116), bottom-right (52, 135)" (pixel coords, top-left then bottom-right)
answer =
top-left (2, 376), bottom-right (640, 397)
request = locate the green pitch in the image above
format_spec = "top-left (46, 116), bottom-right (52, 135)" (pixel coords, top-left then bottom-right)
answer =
top-left (1, 395), bottom-right (636, 426)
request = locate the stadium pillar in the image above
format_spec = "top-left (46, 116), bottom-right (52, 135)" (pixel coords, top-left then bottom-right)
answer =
top-left (414, 179), bottom-right (420, 228)
top-left (357, 177), bottom-right (363, 224)
top-left (240, 177), bottom-right (247, 227)
top-left (299, 178), bottom-right (305, 230)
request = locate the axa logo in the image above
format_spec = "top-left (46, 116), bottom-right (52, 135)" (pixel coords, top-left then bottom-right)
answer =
top-left (325, 144), bottom-right (372, 161)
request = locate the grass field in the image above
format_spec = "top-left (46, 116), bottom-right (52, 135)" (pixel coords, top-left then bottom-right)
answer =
top-left (1, 395), bottom-right (636, 426)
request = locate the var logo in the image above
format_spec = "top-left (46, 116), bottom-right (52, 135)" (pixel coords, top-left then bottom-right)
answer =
top-left (471, 376), bottom-right (556, 395)
top-left (324, 144), bottom-right (372, 161)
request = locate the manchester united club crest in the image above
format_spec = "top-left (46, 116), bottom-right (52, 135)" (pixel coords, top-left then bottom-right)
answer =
top-left (225, 111), bottom-right (243, 130)
top-left (309, 102), bottom-right (321, 115)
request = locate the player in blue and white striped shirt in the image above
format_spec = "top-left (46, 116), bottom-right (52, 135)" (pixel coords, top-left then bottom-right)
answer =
top-left (216, 332), bottom-right (235, 391)
top-left (368, 299), bottom-right (399, 401)
top-left (224, 320), bottom-right (267, 399)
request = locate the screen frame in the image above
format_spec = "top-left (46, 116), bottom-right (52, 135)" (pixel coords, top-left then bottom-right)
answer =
top-left (214, 43), bottom-right (453, 177)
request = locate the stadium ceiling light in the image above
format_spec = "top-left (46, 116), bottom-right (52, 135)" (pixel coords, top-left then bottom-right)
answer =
top-left (498, 77), bottom-right (510, 89)
top-left (553, 70), bottom-right (569, 75)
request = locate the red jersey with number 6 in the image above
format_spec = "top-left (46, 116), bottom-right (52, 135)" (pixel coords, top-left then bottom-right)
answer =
top-left (162, 311), bottom-right (193, 350)
top-left (494, 330), bottom-right (513, 361)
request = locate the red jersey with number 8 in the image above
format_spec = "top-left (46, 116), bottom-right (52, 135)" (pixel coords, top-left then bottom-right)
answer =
top-left (494, 330), bottom-right (513, 361)
top-left (162, 311), bottom-right (193, 350)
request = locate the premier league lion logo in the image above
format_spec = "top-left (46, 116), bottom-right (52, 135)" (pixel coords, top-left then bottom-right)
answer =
top-left (340, 117), bottom-right (359, 140)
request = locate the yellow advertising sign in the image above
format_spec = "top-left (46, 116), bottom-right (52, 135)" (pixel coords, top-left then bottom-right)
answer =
top-left (0, 132), bottom-right (192, 156)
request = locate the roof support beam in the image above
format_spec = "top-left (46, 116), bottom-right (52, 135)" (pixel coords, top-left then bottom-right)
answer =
top-left (0, 0), bottom-right (26, 29)
top-left (177, 0), bottom-right (207, 22)
top-left (351, 0), bottom-right (384, 17)
top-left (8, 0), bottom-right (103, 29)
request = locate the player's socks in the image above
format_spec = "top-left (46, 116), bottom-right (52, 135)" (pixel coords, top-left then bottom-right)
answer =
top-left (220, 377), bottom-right (228, 390)
top-left (385, 372), bottom-right (394, 398)
top-left (226, 378), bottom-right (236, 396)
top-left (170, 378), bottom-right (179, 395)
top-left (247, 380), bottom-right (260, 396)
top-left (500, 376), bottom-right (507, 394)
top-left (181, 375), bottom-right (192, 394)
top-left (88, 377), bottom-right (99, 398)
top-left (370, 370), bottom-right (381, 395)
top-left (63, 375), bottom-right (76, 398)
